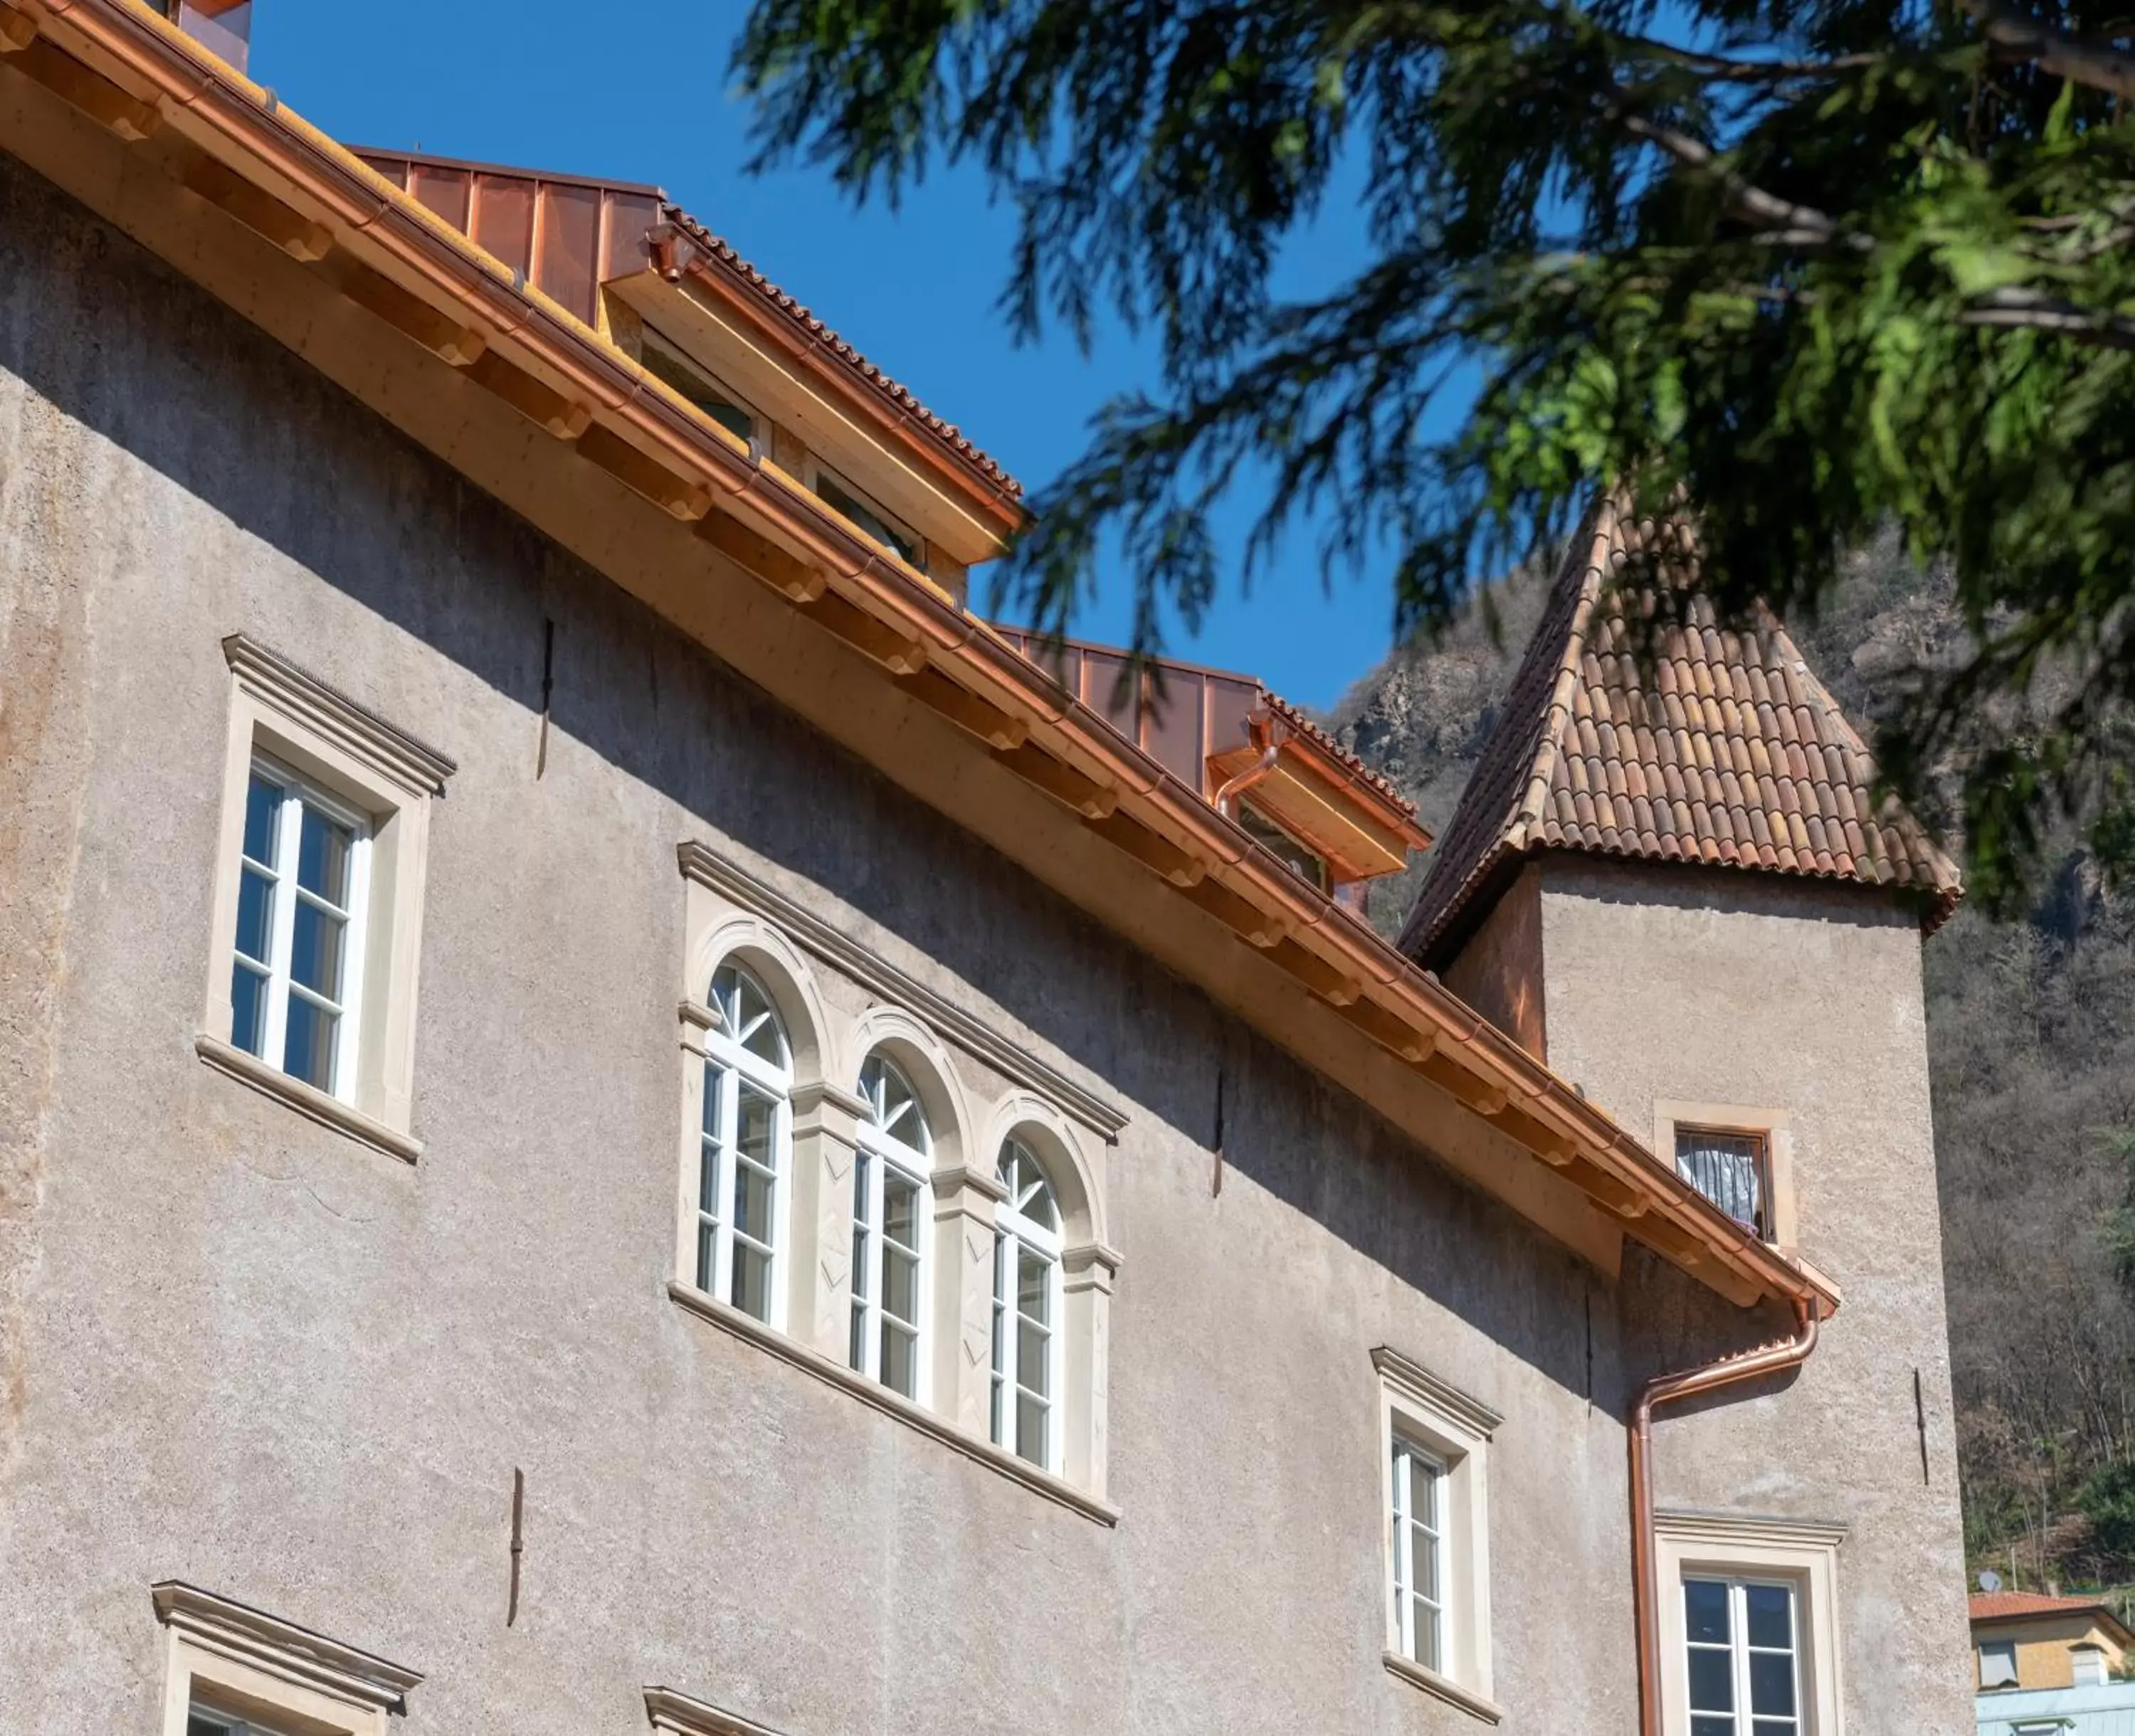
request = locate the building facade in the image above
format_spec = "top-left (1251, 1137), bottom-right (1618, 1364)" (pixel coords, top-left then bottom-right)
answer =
top-left (0, 4), bottom-right (1973, 1733)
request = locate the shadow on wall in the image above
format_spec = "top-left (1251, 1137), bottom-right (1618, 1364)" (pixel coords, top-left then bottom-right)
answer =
top-left (0, 151), bottom-right (1765, 1407)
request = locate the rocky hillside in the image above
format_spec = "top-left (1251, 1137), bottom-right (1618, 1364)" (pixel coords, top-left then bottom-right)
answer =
top-left (1332, 540), bottom-right (2135, 1587)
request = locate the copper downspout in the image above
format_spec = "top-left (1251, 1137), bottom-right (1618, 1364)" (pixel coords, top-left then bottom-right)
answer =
top-left (1629, 1298), bottom-right (1820, 1736)
top-left (1211, 707), bottom-right (1285, 814)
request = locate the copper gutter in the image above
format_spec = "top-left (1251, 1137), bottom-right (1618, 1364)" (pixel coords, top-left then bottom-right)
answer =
top-left (1211, 707), bottom-right (1285, 815)
top-left (15, 0), bottom-right (1834, 1317)
top-left (1628, 1299), bottom-right (1821, 1736)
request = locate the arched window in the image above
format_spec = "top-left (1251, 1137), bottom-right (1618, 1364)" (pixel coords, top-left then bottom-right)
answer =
top-left (851, 1051), bottom-right (932, 1399)
top-left (697, 962), bottom-right (791, 1323)
top-left (991, 1135), bottom-right (1063, 1471)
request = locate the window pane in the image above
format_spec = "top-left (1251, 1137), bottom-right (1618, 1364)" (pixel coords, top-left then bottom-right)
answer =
top-left (282, 994), bottom-right (337, 1091)
top-left (737, 1085), bottom-right (776, 1167)
top-left (883, 1245), bottom-right (919, 1326)
top-left (702, 1063), bottom-right (727, 1137)
top-left (1687, 1647), bottom-right (1734, 1713)
top-left (1018, 1248), bottom-right (1051, 1323)
top-left (881, 1320), bottom-right (917, 1396)
top-left (883, 1173), bottom-right (920, 1251)
top-left (231, 961), bottom-right (269, 1057)
top-left (189, 1715), bottom-right (236, 1736)
top-left (730, 1242), bottom-right (772, 1320)
top-left (235, 866), bottom-right (275, 963)
top-left (1749, 1649), bottom-right (1796, 1715)
top-left (1745, 1583), bottom-right (1793, 1650)
top-left (733, 1158), bottom-right (774, 1244)
top-left (1675, 1127), bottom-right (1766, 1231)
top-left (1406, 1455), bottom-right (1439, 1532)
top-left (1017, 1320), bottom-right (1050, 1393)
top-left (1408, 1522), bottom-right (1438, 1602)
top-left (1015, 1390), bottom-right (1048, 1467)
top-left (1752, 1722), bottom-right (1798, 1736)
top-left (697, 1218), bottom-right (717, 1293)
top-left (1692, 1721), bottom-right (1734, 1736)
top-left (295, 805), bottom-right (352, 906)
top-left (1410, 1595), bottom-right (1441, 1671)
top-left (242, 773), bottom-right (281, 863)
top-left (289, 901), bottom-right (344, 1002)
top-left (1685, 1578), bottom-right (1731, 1644)
top-left (849, 1301), bottom-right (866, 1370)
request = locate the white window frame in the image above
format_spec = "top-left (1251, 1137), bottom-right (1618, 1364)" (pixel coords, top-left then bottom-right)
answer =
top-left (991, 1136), bottom-right (1065, 1473)
top-left (1374, 1346), bottom-right (1501, 1720)
top-left (1682, 1573), bottom-right (1806, 1736)
top-left (851, 1052), bottom-right (932, 1402)
top-left (154, 1581), bottom-right (421, 1736)
top-left (231, 754), bottom-right (373, 1108)
top-left (200, 636), bottom-right (453, 1164)
top-left (1655, 1510), bottom-right (1845, 1736)
top-left (692, 963), bottom-right (794, 1330)
top-left (1389, 1430), bottom-right (1449, 1671)
top-left (806, 458), bottom-right (929, 573)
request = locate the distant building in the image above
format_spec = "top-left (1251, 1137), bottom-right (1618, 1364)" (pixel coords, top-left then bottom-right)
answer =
top-left (1974, 1669), bottom-right (2135, 1736)
top-left (1973, 1592), bottom-right (2135, 1692)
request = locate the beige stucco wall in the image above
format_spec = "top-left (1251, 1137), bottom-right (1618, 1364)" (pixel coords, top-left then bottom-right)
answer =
top-left (1973, 1616), bottom-right (2126, 1690)
top-left (1537, 856), bottom-right (1976, 1734)
top-left (0, 147), bottom-right (1963, 1735)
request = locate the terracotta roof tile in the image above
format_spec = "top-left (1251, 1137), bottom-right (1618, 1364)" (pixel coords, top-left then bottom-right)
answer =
top-left (1397, 498), bottom-right (1964, 963)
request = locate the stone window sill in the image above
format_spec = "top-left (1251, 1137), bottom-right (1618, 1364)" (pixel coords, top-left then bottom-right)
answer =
top-left (1383, 1651), bottom-right (1504, 1725)
top-left (196, 1033), bottom-right (422, 1165)
top-left (665, 1280), bottom-right (1119, 1527)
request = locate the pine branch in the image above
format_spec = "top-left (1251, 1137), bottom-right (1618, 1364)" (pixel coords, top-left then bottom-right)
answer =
top-left (1963, 0), bottom-right (2135, 97)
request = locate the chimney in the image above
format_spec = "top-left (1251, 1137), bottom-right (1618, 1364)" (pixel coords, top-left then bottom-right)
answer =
top-left (146, 1), bottom-right (253, 77)
top-left (2072, 1644), bottom-right (2110, 1689)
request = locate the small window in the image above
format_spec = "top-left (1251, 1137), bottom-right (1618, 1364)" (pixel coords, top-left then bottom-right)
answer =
top-left (851, 1052), bottom-right (932, 1399)
top-left (813, 467), bottom-right (927, 571)
top-left (643, 325), bottom-right (760, 450)
top-left (1978, 1637), bottom-right (2019, 1690)
top-left (231, 757), bottom-right (371, 1101)
top-left (189, 1713), bottom-right (278, 1736)
top-left (1237, 800), bottom-right (1330, 892)
top-left (1674, 1126), bottom-right (1771, 1237)
top-left (1389, 1432), bottom-right (1448, 1672)
top-left (1684, 1577), bottom-right (1801, 1736)
top-left (991, 1136), bottom-right (1063, 1471)
top-left (695, 963), bottom-right (792, 1324)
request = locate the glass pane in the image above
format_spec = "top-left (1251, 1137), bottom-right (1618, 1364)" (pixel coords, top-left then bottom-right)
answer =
top-left (1409, 1523), bottom-right (1438, 1602)
top-left (1749, 1650), bottom-right (1796, 1716)
top-left (737, 1085), bottom-right (776, 1166)
top-left (850, 1223), bottom-right (869, 1301)
top-left (242, 773), bottom-right (281, 863)
top-left (1407, 1455), bottom-right (1439, 1532)
top-left (702, 1063), bottom-right (727, 1136)
top-left (1411, 1596), bottom-right (1440, 1671)
top-left (1687, 1648), bottom-right (1734, 1713)
top-left (1692, 1721), bottom-right (1734, 1736)
top-left (1675, 1126), bottom-right (1766, 1231)
top-left (1745, 1583), bottom-right (1793, 1650)
top-left (883, 1173), bottom-right (920, 1251)
top-left (1018, 1248), bottom-right (1051, 1323)
top-left (883, 1245), bottom-right (919, 1326)
top-left (231, 961), bottom-right (268, 1057)
top-left (1752, 1722), bottom-right (1798, 1736)
top-left (863, 1054), bottom-right (929, 1153)
top-left (189, 1715), bottom-right (236, 1736)
top-left (282, 993), bottom-right (337, 1091)
top-left (730, 1242), bottom-right (772, 1320)
top-left (1016, 1391), bottom-right (1048, 1466)
top-left (737, 973), bottom-right (784, 1066)
top-left (698, 1135), bottom-right (721, 1222)
top-left (1685, 1578), bottom-right (1731, 1644)
top-left (1017, 1319), bottom-right (1050, 1394)
top-left (733, 1158), bottom-right (774, 1244)
top-left (851, 1148), bottom-right (870, 1222)
top-left (235, 866), bottom-right (275, 963)
top-left (991, 1371), bottom-right (1005, 1444)
top-left (289, 901), bottom-right (344, 1001)
top-left (849, 1301), bottom-right (866, 1371)
top-left (881, 1320), bottom-right (917, 1396)
top-left (296, 805), bottom-right (352, 906)
top-left (697, 1218), bottom-right (717, 1293)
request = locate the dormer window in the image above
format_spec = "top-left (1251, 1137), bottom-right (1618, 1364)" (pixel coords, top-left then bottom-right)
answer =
top-left (1238, 799), bottom-right (1330, 893)
top-left (1674, 1126), bottom-right (1771, 1237)
top-left (812, 465), bottom-right (927, 571)
top-left (643, 325), bottom-right (760, 452)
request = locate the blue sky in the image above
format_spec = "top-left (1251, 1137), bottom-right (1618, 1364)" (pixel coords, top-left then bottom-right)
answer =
top-left (247, 0), bottom-right (1449, 713)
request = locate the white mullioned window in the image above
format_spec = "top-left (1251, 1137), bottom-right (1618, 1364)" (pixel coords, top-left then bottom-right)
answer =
top-left (230, 755), bottom-right (371, 1103)
top-left (1683, 1576), bottom-right (1803, 1736)
top-left (991, 1136), bottom-right (1063, 1470)
top-left (1389, 1432), bottom-right (1449, 1673)
top-left (696, 963), bottom-right (792, 1324)
top-left (850, 1052), bottom-right (931, 1399)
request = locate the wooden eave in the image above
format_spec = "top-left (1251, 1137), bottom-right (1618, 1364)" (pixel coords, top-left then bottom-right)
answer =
top-left (1208, 739), bottom-right (1430, 882)
top-left (0, 0), bottom-right (1835, 1320)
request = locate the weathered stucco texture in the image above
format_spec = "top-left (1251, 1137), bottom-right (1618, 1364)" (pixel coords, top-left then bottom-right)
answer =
top-left (1539, 856), bottom-right (1976, 1735)
top-left (0, 145), bottom-right (1958, 1735)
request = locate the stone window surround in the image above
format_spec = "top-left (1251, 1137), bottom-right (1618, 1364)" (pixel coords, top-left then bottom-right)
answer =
top-left (1654, 1099), bottom-right (1798, 1253)
top-left (154, 1580), bottom-right (421, 1736)
top-left (1652, 1509), bottom-right (1847, 1736)
top-left (646, 1685), bottom-right (788, 1736)
top-left (1374, 1345), bottom-right (1504, 1725)
top-left (196, 635), bottom-right (454, 1164)
top-left (675, 842), bottom-right (1125, 1517)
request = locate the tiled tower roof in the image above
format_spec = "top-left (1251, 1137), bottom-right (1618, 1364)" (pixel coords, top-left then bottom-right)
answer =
top-left (1398, 497), bottom-right (1964, 963)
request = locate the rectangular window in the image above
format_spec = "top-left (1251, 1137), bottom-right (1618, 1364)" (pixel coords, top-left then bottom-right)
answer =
top-left (1238, 799), bottom-right (1330, 892)
top-left (190, 1713), bottom-right (278, 1736)
top-left (1684, 1577), bottom-right (1801, 1736)
top-left (848, 1146), bottom-right (924, 1399)
top-left (231, 756), bottom-right (371, 1102)
top-left (1978, 1638), bottom-right (2018, 1690)
top-left (643, 325), bottom-right (760, 450)
top-left (1675, 1126), bottom-right (1771, 1237)
top-left (1389, 1434), bottom-right (1447, 1671)
top-left (813, 467), bottom-right (927, 572)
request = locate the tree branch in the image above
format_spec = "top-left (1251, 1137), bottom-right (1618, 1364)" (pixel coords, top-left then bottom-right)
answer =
top-left (1618, 36), bottom-right (1884, 83)
top-left (1960, 285), bottom-right (2135, 349)
top-left (1963, 0), bottom-right (2135, 98)
top-left (1613, 107), bottom-right (1871, 249)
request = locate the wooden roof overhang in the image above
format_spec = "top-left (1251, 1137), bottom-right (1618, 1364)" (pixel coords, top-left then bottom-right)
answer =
top-left (1208, 731), bottom-right (1430, 883)
top-left (0, 0), bottom-right (1837, 1320)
